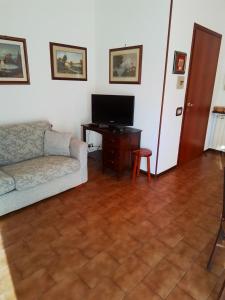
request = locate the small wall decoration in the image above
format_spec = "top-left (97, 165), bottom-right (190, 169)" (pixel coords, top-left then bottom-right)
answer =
top-left (50, 42), bottom-right (87, 81)
top-left (109, 45), bottom-right (143, 84)
top-left (0, 35), bottom-right (30, 84)
top-left (173, 51), bottom-right (187, 74)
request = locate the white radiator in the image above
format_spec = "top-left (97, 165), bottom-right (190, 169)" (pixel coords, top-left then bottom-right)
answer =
top-left (210, 113), bottom-right (225, 151)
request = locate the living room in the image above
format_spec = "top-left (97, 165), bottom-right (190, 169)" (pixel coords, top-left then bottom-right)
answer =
top-left (0, 0), bottom-right (225, 299)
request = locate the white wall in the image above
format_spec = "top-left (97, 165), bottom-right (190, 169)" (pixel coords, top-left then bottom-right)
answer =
top-left (2, 0), bottom-right (223, 174)
top-left (0, 0), bottom-right (95, 138)
top-left (93, 0), bottom-right (170, 172)
top-left (157, 0), bottom-right (225, 173)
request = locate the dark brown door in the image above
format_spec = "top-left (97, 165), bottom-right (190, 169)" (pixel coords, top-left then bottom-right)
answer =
top-left (178, 23), bottom-right (222, 165)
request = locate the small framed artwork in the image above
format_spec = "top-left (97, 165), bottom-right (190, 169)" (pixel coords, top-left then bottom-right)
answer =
top-left (49, 42), bottom-right (87, 81)
top-left (0, 35), bottom-right (30, 84)
top-left (173, 51), bottom-right (187, 74)
top-left (109, 45), bottom-right (143, 84)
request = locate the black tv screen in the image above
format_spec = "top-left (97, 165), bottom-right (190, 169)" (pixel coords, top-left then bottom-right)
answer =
top-left (92, 94), bottom-right (134, 126)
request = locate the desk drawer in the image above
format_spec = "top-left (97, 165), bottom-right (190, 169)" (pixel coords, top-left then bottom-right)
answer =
top-left (103, 147), bottom-right (119, 158)
top-left (103, 158), bottom-right (119, 170)
top-left (103, 135), bottom-right (121, 147)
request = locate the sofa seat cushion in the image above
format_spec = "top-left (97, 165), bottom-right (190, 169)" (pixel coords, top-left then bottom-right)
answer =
top-left (2, 156), bottom-right (80, 191)
top-left (0, 170), bottom-right (15, 195)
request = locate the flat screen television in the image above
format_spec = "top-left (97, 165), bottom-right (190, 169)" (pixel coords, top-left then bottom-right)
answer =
top-left (92, 94), bottom-right (134, 126)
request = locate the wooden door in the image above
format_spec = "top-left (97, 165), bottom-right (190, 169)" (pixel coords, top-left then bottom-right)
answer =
top-left (178, 23), bottom-right (222, 165)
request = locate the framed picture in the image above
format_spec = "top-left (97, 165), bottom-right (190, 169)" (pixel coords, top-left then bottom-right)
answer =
top-left (49, 42), bottom-right (87, 81)
top-left (0, 35), bottom-right (30, 84)
top-left (109, 45), bottom-right (143, 84)
top-left (173, 51), bottom-right (187, 74)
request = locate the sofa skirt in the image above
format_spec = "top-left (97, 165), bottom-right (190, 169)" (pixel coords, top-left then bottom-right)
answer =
top-left (0, 167), bottom-right (87, 216)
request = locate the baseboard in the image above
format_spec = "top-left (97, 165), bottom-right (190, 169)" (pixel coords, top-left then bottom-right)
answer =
top-left (140, 169), bottom-right (157, 177)
top-left (140, 150), bottom-right (223, 178)
top-left (205, 148), bottom-right (225, 154)
top-left (140, 164), bottom-right (177, 177)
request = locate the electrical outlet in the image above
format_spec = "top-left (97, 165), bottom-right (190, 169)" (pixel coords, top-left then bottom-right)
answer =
top-left (88, 143), bottom-right (93, 148)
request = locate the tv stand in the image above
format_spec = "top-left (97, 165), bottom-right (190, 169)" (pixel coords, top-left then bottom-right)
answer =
top-left (82, 123), bottom-right (142, 178)
top-left (98, 124), bottom-right (109, 129)
top-left (95, 124), bottom-right (124, 132)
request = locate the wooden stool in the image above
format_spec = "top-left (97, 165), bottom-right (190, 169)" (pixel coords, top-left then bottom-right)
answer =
top-left (132, 148), bottom-right (152, 182)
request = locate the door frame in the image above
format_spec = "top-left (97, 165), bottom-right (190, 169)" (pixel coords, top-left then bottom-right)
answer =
top-left (178, 23), bottom-right (222, 165)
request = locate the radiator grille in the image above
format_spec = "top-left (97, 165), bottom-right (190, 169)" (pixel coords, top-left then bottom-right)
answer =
top-left (210, 114), bottom-right (225, 151)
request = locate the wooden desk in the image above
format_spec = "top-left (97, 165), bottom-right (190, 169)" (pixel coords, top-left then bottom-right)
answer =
top-left (82, 124), bottom-right (142, 178)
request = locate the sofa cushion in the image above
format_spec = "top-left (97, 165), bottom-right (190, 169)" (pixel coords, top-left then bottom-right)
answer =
top-left (44, 130), bottom-right (72, 156)
top-left (0, 170), bottom-right (15, 195)
top-left (0, 121), bottom-right (51, 166)
top-left (2, 156), bottom-right (80, 191)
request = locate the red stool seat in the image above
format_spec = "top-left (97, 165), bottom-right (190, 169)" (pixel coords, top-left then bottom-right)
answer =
top-left (133, 148), bottom-right (152, 157)
top-left (132, 148), bottom-right (152, 182)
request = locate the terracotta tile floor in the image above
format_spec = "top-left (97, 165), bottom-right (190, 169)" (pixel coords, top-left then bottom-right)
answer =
top-left (0, 152), bottom-right (225, 299)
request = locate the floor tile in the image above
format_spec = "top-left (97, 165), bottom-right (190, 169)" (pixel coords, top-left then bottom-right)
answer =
top-left (166, 241), bottom-right (199, 271)
top-left (42, 278), bottom-right (90, 300)
top-left (47, 250), bottom-right (88, 282)
top-left (124, 282), bottom-right (162, 300)
top-left (135, 238), bottom-right (171, 268)
top-left (178, 264), bottom-right (218, 300)
top-left (157, 224), bottom-right (184, 247)
top-left (15, 268), bottom-right (55, 300)
top-left (14, 248), bottom-right (58, 279)
top-left (50, 233), bottom-right (85, 256)
top-left (107, 236), bottom-right (141, 264)
top-left (88, 277), bottom-right (124, 300)
top-left (144, 259), bottom-right (185, 299)
top-left (128, 220), bottom-right (160, 243)
top-left (113, 255), bottom-right (150, 292)
top-left (166, 287), bottom-right (195, 300)
top-left (150, 209), bottom-right (174, 229)
top-left (78, 252), bottom-right (119, 288)
top-left (184, 226), bottom-right (214, 251)
top-left (78, 232), bottom-right (112, 258)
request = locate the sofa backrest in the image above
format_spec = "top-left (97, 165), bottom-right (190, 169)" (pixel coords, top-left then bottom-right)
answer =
top-left (0, 121), bottom-right (51, 166)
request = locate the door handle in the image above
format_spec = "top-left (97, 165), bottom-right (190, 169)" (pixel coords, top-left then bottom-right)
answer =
top-left (187, 102), bottom-right (194, 107)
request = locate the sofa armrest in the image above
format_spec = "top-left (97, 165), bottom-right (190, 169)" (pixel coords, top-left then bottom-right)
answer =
top-left (70, 137), bottom-right (88, 168)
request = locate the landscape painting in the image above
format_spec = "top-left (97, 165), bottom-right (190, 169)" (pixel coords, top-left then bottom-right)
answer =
top-left (109, 45), bottom-right (143, 84)
top-left (0, 35), bottom-right (30, 84)
top-left (50, 42), bottom-right (87, 81)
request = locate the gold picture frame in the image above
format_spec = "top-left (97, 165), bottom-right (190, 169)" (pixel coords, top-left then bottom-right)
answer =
top-left (50, 42), bottom-right (87, 81)
top-left (109, 45), bottom-right (143, 84)
top-left (0, 35), bottom-right (30, 84)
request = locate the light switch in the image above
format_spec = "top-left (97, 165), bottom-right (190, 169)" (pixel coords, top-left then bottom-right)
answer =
top-left (176, 107), bottom-right (183, 116)
top-left (177, 76), bottom-right (185, 89)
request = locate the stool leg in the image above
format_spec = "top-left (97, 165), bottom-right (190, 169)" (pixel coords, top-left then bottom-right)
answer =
top-left (137, 154), bottom-right (141, 176)
top-left (147, 156), bottom-right (151, 182)
top-left (132, 155), bottom-right (138, 181)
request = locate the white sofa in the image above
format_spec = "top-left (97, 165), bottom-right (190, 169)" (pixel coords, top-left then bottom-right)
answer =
top-left (0, 121), bottom-right (88, 216)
